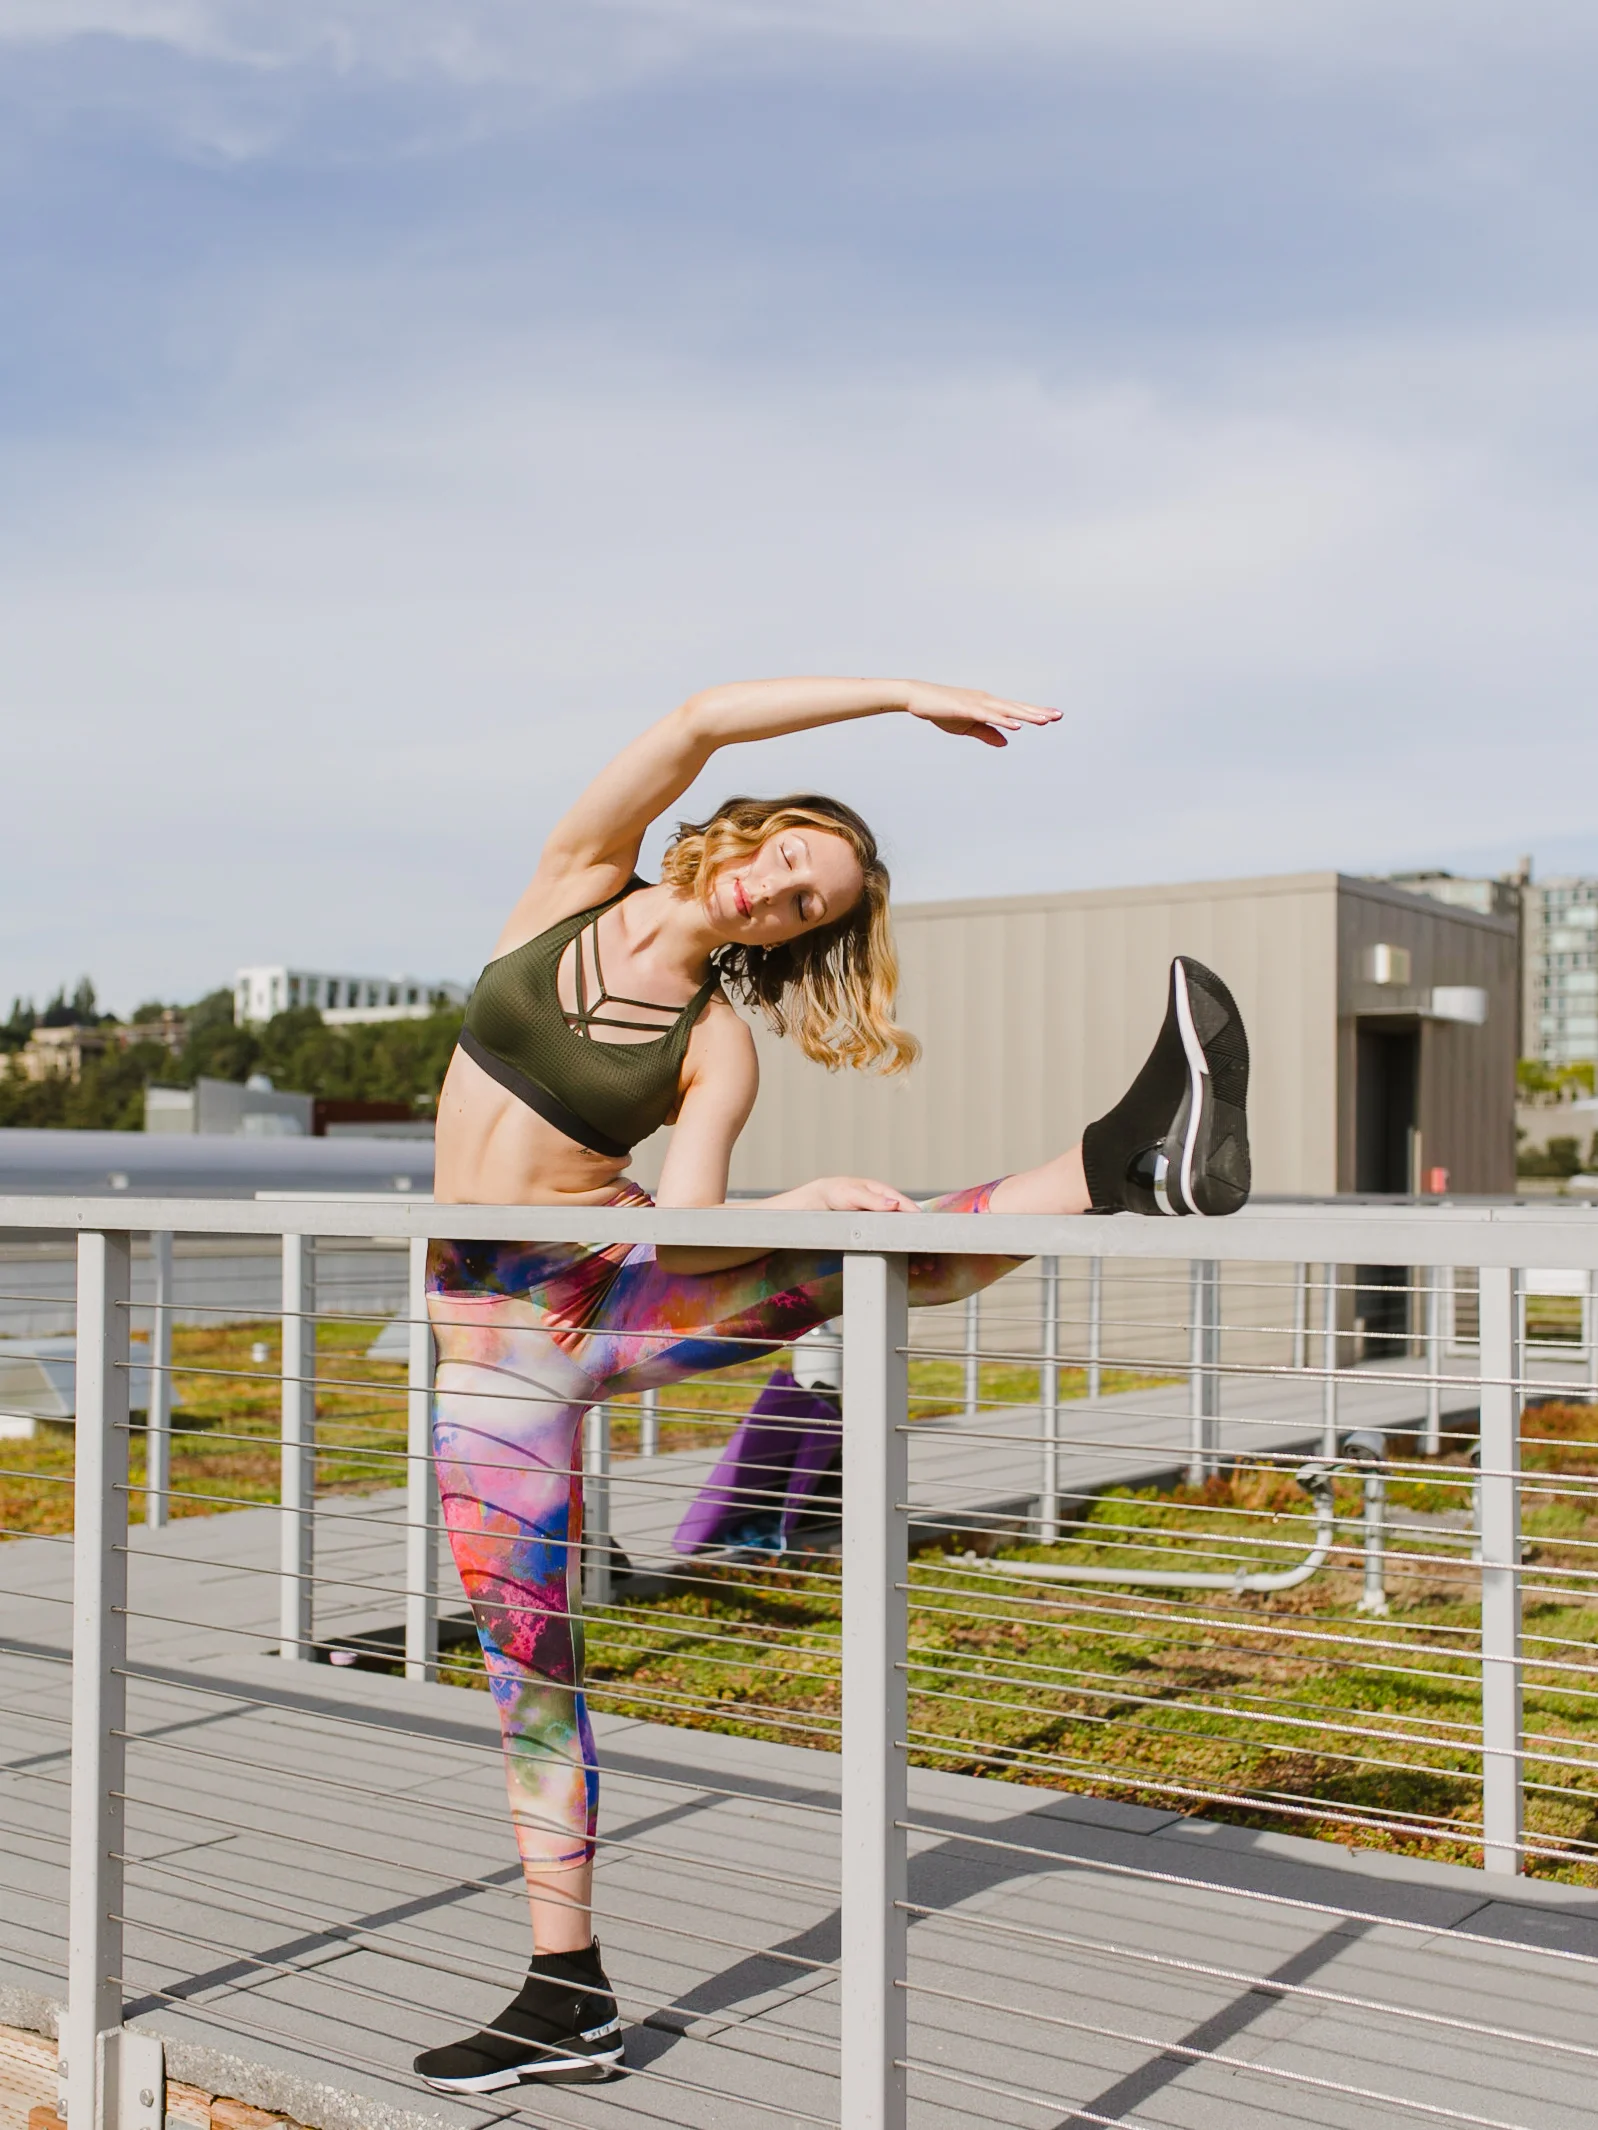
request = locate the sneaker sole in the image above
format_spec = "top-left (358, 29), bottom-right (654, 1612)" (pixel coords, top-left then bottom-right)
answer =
top-left (1162, 960), bottom-right (1249, 1218)
top-left (418, 2029), bottom-right (625, 2093)
top-left (419, 2046), bottom-right (624, 2093)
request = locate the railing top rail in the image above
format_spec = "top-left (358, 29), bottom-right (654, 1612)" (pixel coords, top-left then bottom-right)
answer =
top-left (1, 1193), bottom-right (1596, 1267)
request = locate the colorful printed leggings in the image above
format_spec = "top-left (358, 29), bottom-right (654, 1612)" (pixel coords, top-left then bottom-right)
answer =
top-left (426, 1181), bottom-right (1020, 1882)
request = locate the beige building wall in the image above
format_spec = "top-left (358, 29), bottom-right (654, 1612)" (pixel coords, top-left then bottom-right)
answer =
top-left (633, 869), bottom-right (1343, 1197)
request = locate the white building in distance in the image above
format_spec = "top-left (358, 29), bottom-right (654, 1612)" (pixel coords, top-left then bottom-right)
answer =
top-left (234, 967), bottom-right (468, 1027)
top-left (1524, 877), bottom-right (1598, 1067)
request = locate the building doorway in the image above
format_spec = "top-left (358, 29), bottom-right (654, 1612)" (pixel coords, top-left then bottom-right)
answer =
top-left (1355, 1022), bottom-right (1419, 1356)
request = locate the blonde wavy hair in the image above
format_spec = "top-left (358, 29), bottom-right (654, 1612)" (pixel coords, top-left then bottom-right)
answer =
top-left (660, 794), bottom-right (919, 1075)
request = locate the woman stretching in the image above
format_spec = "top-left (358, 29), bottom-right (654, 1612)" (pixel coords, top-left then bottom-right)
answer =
top-left (414, 677), bottom-right (1251, 2092)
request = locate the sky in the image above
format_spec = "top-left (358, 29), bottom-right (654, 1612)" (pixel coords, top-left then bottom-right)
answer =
top-left (3, 1), bottom-right (1597, 1013)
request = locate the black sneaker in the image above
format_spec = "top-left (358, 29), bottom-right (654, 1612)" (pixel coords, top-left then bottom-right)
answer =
top-left (413, 1940), bottom-right (624, 2092)
top-left (1081, 957), bottom-right (1250, 1218)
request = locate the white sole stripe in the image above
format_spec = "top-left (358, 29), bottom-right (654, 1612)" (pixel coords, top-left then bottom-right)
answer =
top-left (421, 2043), bottom-right (624, 2095)
top-left (1152, 1150), bottom-right (1173, 1217)
top-left (1170, 961), bottom-right (1210, 1217)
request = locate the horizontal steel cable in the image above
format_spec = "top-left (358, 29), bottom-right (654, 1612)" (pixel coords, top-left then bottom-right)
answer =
top-left (100, 1535), bottom-right (846, 1616)
top-left (901, 1897), bottom-right (1598, 2065)
top-left (907, 1640), bottom-right (1496, 1740)
top-left (905, 1733), bottom-right (1598, 1867)
top-left (112, 1710), bottom-right (843, 1893)
top-left (111, 1601), bottom-right (849, 1702)
top-left (113, 1725), bottom-right (839, 1843)
top-left (897, 2004), bottom-right (1542, 2130)
top-left (911, 1633), bottom-right (1598, 1752)
top-left (898, 1810), bottom-right (1598, 1961)
top-left (906, 1564), bottom-right (1502, 1649)
top-left (114, 1862), bottom-right (846, 2068)
top-left (902, 1593), bottom-right (1506, 1694)
top-left (111, 1956), bottom-right (839, 2130)
top-left (898, 1723), bottom-right (1498, 1850)
top-left (902, 1679), bottom-right (1492, 1791)
top-left (112, 1783), bottom-right (840, 1976)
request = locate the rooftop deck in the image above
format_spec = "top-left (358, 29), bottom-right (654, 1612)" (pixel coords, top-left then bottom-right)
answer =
top-left (5, 1508), bottom-right (1598, 2130)
top-left (6, 1193), bottom-right (1597, 2130)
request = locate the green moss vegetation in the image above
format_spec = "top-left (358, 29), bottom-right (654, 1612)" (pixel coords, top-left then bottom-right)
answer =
top-left (558, 1401), bottom-right (1598, 1887)
top-left (7, 1328), bottom-right (1596, 1884)
top-left (0, 1316), bottom-right (417, 1540)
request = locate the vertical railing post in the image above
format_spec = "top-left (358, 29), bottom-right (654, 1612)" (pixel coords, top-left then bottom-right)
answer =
top-left (583, 1403), bottom-right (613, 1609)
top-left (1038, 1257), bottom-right (1060, 1543)
top-left (1086, 1257), bottom-right (1103, 1402)
top-left (1320, 1263), bottom-right (1340, 1460)
top-left (405, 1237), bottom-right (438, 1682)
top-left (841, 1250), bottom-right (909, 2130)
top-left (639, 1385), bottom-right (660, 1460)
top-left (1187, 1259), bottom-right (1220, 1487)
top-left (1358, 1457), bottom-right (1389, 1617)
top-left (66, 1231), bottom-right (131, 2130)
top-left (144, 1231), bottom-right (173, 1530)
top-left (279, 1235), bottom-right (315, 1661)
top-left (961, 1291), bottom-right (980, 1427)
top-left (1588, 1268), bottom-right (1598, 1400)
top-left (1424, 1266), bottom-right (1444, 1457)
top-left (1291, 1261), bottom-right (1308, 1370)
top-left (1479, 1263), bottom-right (1523, 1876)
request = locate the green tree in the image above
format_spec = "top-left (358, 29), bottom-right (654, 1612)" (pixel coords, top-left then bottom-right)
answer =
top-left (1518, 1135), bottom-right (1583, 1180)
top-left (1519, 1057), bottom-right (1597, 1101)
top-left (0, 979), bottom-right (464, 1131)
top-left (0, 997), bottom-right (34, 1050)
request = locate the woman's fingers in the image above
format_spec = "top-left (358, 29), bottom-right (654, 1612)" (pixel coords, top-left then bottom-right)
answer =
top-left (907, 684), bottom-right (1060, 734)
top-left (976, 694), bottom-right (1059, 726)
top-left (930, 717), bottom-right (1010, 746)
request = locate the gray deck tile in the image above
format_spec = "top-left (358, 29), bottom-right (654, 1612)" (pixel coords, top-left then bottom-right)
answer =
top-left (8, 1466), bottom-right (1598, 2128)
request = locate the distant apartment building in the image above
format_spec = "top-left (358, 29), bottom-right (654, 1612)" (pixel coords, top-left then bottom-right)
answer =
top-left (1524, 877), bottom-right (1598, 1066)
top-left (1381, 861), bottom-right (1598, 1067)
top-left (233, 966), bottom-right (468, 1027)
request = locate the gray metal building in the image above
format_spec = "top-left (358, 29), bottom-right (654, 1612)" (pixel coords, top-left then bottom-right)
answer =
top-left (632, 869), bottom-right (1519, 1201)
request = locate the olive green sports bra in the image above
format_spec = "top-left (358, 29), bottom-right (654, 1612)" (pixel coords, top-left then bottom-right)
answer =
top-left (458, 878), bottom-right (720, 1159)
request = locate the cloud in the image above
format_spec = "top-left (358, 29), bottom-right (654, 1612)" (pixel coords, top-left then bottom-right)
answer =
top-left (2, 1), bottom-right (1596, 1011)
top-left (3, 307), bottom-right (1596, 1010)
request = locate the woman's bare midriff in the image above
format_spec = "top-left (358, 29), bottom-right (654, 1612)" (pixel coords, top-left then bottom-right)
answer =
top-left (432, 1045), bottom-right (635, 1208)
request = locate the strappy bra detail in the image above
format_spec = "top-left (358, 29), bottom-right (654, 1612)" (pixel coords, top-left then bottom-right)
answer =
top-left (564, 908), bottom-right (691, 1040)
top-left (459, 878), bottom-right (720, 1158)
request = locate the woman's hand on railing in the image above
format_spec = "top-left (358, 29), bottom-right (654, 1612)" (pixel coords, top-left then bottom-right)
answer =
top-left (762, 1176), bottom-right (921, 1214)
top-left (655, 1173), bottom-right (920, 1270)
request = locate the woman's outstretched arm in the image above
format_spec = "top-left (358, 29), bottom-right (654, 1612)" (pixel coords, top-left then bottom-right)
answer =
top-left (537, 677), bottom-right (1057, 885)
top-left (652, 1008), bottom-right (921, 1270)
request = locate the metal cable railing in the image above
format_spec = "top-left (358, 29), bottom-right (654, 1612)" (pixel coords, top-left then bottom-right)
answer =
top-left (2, 1195), bottom-right (1598, 2130)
